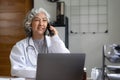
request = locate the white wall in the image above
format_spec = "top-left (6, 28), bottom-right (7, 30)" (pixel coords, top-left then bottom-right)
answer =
top-left (34, 0), bottom-right (120, 77)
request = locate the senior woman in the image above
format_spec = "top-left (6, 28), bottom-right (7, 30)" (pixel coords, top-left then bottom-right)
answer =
top-left (9, 8), bottom-right (70, 79)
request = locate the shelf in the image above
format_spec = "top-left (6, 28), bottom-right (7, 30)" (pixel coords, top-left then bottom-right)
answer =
top-left (107, 74), bottom-right (120, 80)
top-left (105, 55), bottom-right (120, 63)
top-left (107, 65), bottom-right (120, 69)
top-left (107, 65), bottom-right (120, 73)
top-left (102, 44), bottom-right (120, 80)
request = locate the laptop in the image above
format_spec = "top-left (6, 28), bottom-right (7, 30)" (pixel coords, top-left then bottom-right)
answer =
top-left (36, 53), bottom-right (86, 80)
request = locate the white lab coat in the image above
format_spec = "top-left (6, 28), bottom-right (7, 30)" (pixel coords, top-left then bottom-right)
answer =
top-left (10, 35), bottom-right (70, 79)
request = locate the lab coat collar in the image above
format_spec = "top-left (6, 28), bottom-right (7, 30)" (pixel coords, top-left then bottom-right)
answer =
top-left (27, 37), bottom-right (38, 66)
top-left (45, 36), bottom-right (51, 47)
top-left (28, 37), bottom-right (40, 54)
top-left (29, 37), bottom-right (35, 46)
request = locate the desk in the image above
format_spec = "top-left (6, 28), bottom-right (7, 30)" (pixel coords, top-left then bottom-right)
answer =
top-left (0, 72), bottom-right (86, 80)
top-left (82, 71), bottom-right (87, 80)
top-left (0, 76), bottom-right (34, 80)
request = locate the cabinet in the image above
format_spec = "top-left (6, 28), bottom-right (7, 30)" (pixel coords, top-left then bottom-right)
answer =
top-left (53, 17), bottom-right (69, 48)
top-left (102, 45), bottom-right (120, 80)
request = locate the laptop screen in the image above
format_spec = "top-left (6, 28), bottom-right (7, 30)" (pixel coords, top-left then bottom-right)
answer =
top-left (36, 53), bottom-right (86, 80)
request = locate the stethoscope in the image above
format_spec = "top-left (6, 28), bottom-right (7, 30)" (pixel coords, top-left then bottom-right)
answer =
top-left (26, 37), bottom-right (36, 53)
top-left (26, 37), bottom-right (48, 66)
top-left (26, 37), bottom-right (48, 53)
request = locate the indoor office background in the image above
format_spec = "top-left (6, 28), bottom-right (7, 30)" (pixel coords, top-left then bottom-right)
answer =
top-left (0, 0), bottom-right (120, 79)
top-left (34, 0), bottom-right (120, 78)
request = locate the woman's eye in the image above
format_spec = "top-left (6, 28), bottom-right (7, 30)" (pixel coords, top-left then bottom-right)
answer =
top-left (33, 18), bottom-right (47, 22)
top-left (43, 19), bottom-right (47, 22)
top-left (34, 19), bottom-right (39, 21)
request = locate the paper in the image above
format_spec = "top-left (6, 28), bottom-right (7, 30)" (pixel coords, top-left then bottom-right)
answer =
top-left (0, 78), bottom-right (10, 80)
top-left (107, 74), bottom-right (120, 78)
top-left (10, 78), bottom-right (25, 80)
top-left (0, 77), bottom-right (26, 80)
top-left (107, 65), bottom-right (120, 68)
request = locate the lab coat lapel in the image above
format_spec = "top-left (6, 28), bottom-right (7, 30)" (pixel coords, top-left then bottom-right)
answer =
top-left (27, 38), bottom-right (38, 66)
top-left (45, 36), bottom-right (51, 48)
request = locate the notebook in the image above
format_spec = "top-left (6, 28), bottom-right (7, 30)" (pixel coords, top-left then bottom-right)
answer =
top-left (36, 53), bottom-right (86, 80)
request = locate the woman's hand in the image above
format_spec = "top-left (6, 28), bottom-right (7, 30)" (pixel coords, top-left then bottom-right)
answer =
top-left (49, 26), bottom-right (58, 36)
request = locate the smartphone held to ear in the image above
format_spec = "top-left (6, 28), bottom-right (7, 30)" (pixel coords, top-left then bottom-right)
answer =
top-left (47, 23), bottom-right (54, 36)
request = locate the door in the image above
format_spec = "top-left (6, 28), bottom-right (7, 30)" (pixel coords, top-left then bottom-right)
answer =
top-left (0, 0), bottom-right (33, 76)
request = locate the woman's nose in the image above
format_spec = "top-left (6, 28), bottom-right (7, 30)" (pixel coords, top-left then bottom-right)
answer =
top-left (39, 20), bottom-right (43, 25)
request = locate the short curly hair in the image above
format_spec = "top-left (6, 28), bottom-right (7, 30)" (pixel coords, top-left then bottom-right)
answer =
top-left (23, 8), bottom-right (50, 37)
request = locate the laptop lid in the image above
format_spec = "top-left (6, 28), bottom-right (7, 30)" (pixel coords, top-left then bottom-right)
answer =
top-left (36, 53), bottom-right (86, 80)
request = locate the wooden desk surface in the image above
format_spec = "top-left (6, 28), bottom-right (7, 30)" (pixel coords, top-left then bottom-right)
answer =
top-left (0, 76), bottom-right (34, 80)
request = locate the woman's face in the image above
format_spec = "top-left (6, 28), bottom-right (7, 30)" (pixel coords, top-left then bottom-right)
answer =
top-left (31, 12), bottom-right (48, 38)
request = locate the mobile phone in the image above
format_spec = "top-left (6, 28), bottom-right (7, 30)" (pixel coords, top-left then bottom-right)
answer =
top-left (47, 23), bottom-right (54, 36)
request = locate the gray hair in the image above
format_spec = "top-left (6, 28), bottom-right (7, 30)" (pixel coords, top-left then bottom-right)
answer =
top-left (24, 8), bottom-right (50, 37)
